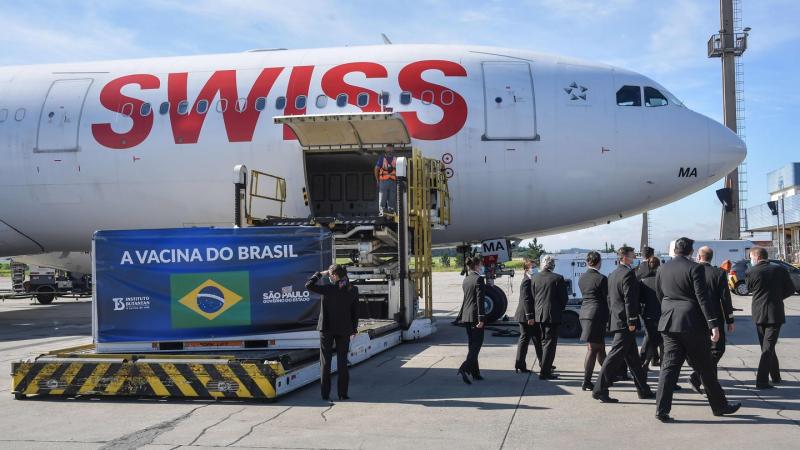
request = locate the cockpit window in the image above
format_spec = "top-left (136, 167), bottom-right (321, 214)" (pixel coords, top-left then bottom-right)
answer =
top-left (616, 85), bottom-right (641, 106)
top-left (644, 87), bottom-right (668, 107)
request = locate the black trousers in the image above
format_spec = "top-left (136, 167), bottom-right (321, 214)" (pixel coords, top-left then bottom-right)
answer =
top-left (516, 322), bottom-right (543, 367)
top-left (656, 331), bottom-right (728, 415)
top-left (756, 325), bottom-right (781, 384)
top-left (539, 323), bottom-right (559, 377)
top-left (460, 324), bottom-right (485, 376)
top-left (691, 326), bottom-right (726, 383)
top-left (639, 318), bottom-right (662, 364)
top-left (320, 333), bottom-right (350, 398)
top-left (594, 328), bottom-right (651, 396)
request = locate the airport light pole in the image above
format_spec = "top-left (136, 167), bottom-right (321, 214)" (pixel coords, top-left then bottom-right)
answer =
top-left (709, 0), bottom-right (749, 239)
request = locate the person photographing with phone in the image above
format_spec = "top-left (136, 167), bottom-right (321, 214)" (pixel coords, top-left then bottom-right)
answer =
top-left (306, 264), bottom-right (359, 401)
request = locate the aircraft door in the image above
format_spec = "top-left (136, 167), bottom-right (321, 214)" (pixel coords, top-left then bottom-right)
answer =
top-left (481, 62), bottom-right (538, 140)
top-left (612, 72), bottom-right (645, 174)
top-left (35, 78), bottom-right (93, 153)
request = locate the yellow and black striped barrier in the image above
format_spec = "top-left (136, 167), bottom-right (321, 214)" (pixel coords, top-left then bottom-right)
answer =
top-left (12, 355), bottom-right (286, 400)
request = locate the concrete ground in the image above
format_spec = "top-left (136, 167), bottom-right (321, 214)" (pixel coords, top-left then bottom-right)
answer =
top-left (0, 274), bottom-right (799, 449)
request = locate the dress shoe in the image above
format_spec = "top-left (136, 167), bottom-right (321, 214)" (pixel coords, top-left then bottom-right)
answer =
top-left (655, 414), bottom-right (674, 423)
top-left (772, 377), bottom-right (782, 384)
top-left (756, 382), bottom-right (775, 390)
top-left (539, 374), bottom-right (559, 380)
top-left (472, 373), bottom-right (484, 381)
top-left (514, 361), bottom-right (530, 373)
top-left (338, 395), bottom-right (350, 401)
top-left (581, 381), bottom-right (594, 391)
top-left (614, 373), bottom-right (631, 382)
top-left (673, 384), bottom-right (683, 391)
top-left (638, 391), bottom-right (655, 400)
top-left (457, 369), bottom-right (472, 385)
top-left (713, 402), bottom-right (741, 416)
top-left (592, 393), bottom-right (619, 403)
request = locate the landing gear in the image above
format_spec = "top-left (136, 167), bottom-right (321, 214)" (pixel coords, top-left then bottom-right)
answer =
top-left (482, 285), bottom-right (508, 324)
top-left (35, 287), bottom-right (56, 305)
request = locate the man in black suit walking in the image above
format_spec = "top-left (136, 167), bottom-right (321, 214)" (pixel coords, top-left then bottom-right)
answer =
top-left (689, 246), bottom-right (735, 394)
top-left (746, 246), bottom-right (796, 389)
top-left (532, 254), bottom-right (568, 380)
top-left (654, 237), bottom-right (740, 422)
top-left (456, 256), bottom-right (486, 384)
top-left (593, 246), bottom-right (654, 403)
top-left (636, 246), bottom-right (655, 280)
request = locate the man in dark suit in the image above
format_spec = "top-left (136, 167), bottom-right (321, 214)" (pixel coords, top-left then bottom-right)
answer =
top-left (593, 246), bottom-right (654, 403)
top-left (636, 246), bottom-right (655, 280)
top-left (532, 254), bottom-right (568, 380)
top-left (746, 246), bottom-right (796, 389)
top-left (689, 246), bottom-right (735, 394)
top-left (456, 256), bottom-right (486, 384)
top-left (514, 258), bottom-right (543, 372)
top-left (654, 237), bottom-right (740, 422)
top-left (306, 264), bottom-right (360, 401)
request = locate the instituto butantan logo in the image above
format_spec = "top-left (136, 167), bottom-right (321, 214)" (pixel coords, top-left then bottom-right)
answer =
top-left (171, 271), bottom-right (251, 328)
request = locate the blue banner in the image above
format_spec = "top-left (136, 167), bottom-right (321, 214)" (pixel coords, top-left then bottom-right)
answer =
top-left (93, 227), bottom-right (332, 343)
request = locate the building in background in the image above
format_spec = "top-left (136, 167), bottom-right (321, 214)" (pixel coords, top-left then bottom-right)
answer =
top-left (746, 163), bottom-right (800, 262)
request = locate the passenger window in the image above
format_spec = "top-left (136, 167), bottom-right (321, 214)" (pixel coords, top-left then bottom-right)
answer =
top-left (159, 102), bottom-right (170, 115)
top-left (121, 103), bottom-right (134, 117)
top-left (255, 97), bottom-right (267, 111)
top-left (315, 95), bottom-right (328, 108)
top-left (216, 99), bottom-right (228, 113)
top-left (196, 99), bottom-right (209, 114)
top-left (0, 109), bottom-right (7, 122)
top-left (14, 108), bottom-right (25, 121)
top-left (421, 90), bottom-right (434, 105)
top-left (441, 90), bottom-right (455, 106)
top-left (235, 98), bottom-right (247, 112)
top-left (616, 85), bottom-right (641, 106)
top-left (140, 102), bottom-right (152, 116)
top-left (380, 92), bottom-right (390, 106)
top-left (644, 87), bottom-right (668, 107)
top-left (336, 94), bottom-right (348, 107)
top-left (356, 92), bottom-right (369, 107)
top-left (275, 96), bottom-right (286, 110)
top-left (295, 95), bottom-right (307, 110)
top-left (177, 101), bottom-right (189, 115)
top-left (400, 92), bottom-right (412, 105)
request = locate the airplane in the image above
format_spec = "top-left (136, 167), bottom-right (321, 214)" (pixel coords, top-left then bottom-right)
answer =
top-left (0, 44), bottom-right (746, 275)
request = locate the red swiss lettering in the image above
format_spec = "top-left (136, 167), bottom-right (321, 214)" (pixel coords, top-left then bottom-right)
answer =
top-left (282, 66), bottom-right (315, 140)
top-left (397, 60), bottom-right (467, 140)
top-left (321, 62), bottom-right (388, 112)
top-left (91, 74), bottom-right (160, 149)
top-left (168, 68), bottom-right (283, 144)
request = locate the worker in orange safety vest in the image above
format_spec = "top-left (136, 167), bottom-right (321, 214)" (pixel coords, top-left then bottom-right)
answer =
top-left (374, 144), bottom-right (397, 216)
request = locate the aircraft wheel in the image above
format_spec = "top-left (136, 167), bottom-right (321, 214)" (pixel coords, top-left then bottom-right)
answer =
top-left (481, 285), bottom-right (508, 324)
top-left (35, 287), bottom-right (56, 304)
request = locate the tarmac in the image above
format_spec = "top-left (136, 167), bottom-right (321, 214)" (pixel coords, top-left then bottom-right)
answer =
top-left (0, 273), bottom-right (799, 449)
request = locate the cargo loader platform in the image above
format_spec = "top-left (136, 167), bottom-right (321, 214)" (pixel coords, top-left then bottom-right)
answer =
top-left (12, 318), bottom-right (434, 401)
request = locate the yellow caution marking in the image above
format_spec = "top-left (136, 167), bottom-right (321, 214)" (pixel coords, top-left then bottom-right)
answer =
top-left (24, 363), bottom-right (61, 395)
top-left (162, 363), bottom-right (199, 397)
top-left (241, 363), bottom-right (276, 398)
top-left (189, 364), bottom-right (225, 399)
top-left (103, 364), bottom-right (132, 395)
top-left (215, 364), bottom-right (252, 398)
top-left (12, 363), bottom-right (33, 392)
top-left (78, 363), bottom-right (111, 395)
top-left (137, 363), bottom-right (169, 397)
top-left (48, 363), bottom-right (82, 395)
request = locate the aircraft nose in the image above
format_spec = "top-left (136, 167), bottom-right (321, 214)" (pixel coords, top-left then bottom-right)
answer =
top-left (707, 118), bottom-right (747, 178)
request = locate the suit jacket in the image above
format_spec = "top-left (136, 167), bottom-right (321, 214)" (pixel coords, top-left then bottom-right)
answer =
top-left (532, 270), bottom-right (568, 324)
top-left (635, 262), bottom-right (651, 281)
top-left (656, 256), bottom-right (719, 332)
top-left (608, 264), bottom-right (641, 331)
top-left (699, 262), bottom-right (735, 325)
top-left (306, 273), bottom-right (360, 335)
top-left (457, 272), bottom-right (486, 324)
top-left (746, 262), bottom-right (795, 325)
top-left (578, 268), bottom-right (609, 322)
top-left (639, 268), bottom-right (661, 322)
top-left (514, 276), bottom-right (535, 322)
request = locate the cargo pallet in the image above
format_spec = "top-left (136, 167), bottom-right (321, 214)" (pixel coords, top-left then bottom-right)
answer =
top-left (12, 318), bottom-right (434, 400)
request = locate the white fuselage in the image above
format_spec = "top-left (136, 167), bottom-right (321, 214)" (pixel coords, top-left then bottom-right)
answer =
top-left (0, 44), bottom-right (745, 265)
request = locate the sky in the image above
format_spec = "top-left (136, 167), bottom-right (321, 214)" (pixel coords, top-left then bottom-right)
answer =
top-left (0, 0), bottom-right (797, 253)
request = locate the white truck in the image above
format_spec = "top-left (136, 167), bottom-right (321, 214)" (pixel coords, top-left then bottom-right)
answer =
top-left (667, 239), bottom-right (754, 266)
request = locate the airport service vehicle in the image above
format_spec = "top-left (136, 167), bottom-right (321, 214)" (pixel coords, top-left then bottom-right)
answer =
top-left (11, 113), bottom-right (448, 401)
top-left (4, 262), bottom-right (90, 304)
top-left (552, 253), bottom-right (618, 338)
top-left (668, 239), bottom-right (754, 267)
top-left (0, 44), bottom-right (745, 275)
top-left (728, 259), bottom-right (800, 296)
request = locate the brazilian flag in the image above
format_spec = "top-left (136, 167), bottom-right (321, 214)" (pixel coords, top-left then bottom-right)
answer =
top-left (170, 271), bottom-right (251, 329)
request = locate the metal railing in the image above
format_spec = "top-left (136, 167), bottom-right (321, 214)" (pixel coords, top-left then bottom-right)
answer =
top-left (247, 170), bottom-right (287, 222)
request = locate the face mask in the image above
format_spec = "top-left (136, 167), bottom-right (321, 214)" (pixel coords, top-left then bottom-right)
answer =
top-left (750, 258), bottom-right (758, 266)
